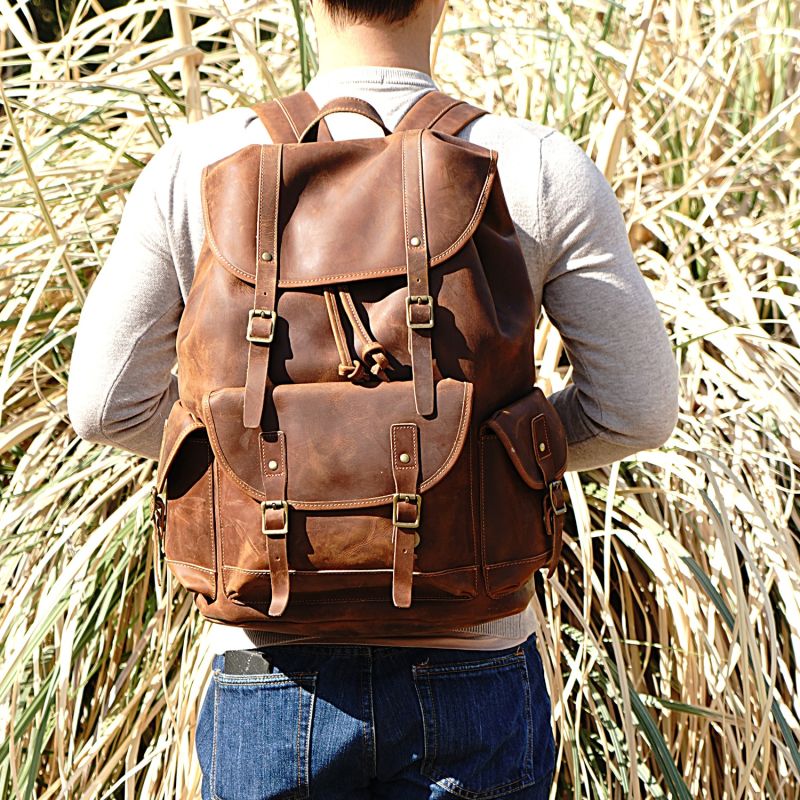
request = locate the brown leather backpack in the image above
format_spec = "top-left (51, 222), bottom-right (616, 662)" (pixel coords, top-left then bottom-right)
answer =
top-left (149, 90), bottom-right (568, 636)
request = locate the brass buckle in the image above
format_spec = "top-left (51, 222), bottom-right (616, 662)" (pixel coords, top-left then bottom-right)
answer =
top-left (549, 480), bottom-right (568, 516)
top-left (405, 295), bottom-right (434, 329)
top-left (150, 485), bottom-right (165, 522)
top-left (247, 309), bottom-right (276, 344)
top-left (392, 493), bottom-right (422, 529)
top-left (149, 485), bottom-right (166, 549)
top-left (261, 500), bottom-right (289, 535)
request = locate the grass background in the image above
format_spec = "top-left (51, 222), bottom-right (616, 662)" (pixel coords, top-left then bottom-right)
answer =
top-left (1, 0), bottom-right (799, 797)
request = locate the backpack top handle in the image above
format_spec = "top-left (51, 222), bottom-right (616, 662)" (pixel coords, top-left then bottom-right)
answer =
top-left (299, 97), bottom-right (391, 143)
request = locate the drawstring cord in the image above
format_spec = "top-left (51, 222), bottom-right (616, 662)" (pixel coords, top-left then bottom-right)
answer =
top-left (323, 289), bottom-right (366, 381)
top-left (337, 287), bottom-right (390, 381)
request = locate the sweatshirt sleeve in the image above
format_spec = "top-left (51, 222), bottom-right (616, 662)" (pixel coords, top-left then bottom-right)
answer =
top-left (537, 130), bottom-right (679, 471)
top-left (66, 136), bottom-right (184, 460)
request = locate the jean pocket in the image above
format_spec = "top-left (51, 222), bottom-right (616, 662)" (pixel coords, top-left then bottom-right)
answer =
top-left (412, 648), bottom-right (546, 800)
top-left (208, 668), bottom-right (317, 800)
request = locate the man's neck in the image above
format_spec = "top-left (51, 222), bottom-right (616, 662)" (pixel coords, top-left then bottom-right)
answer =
top-left (314, 22), bottom-right (433, 76)
top-left (316, 47), bottom-right (431, 76)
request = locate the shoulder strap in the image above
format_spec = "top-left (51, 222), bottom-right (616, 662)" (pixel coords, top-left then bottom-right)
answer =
top-left (394, 90), bottom-right (488, 135)
top-left (252, 91), bottom-right (332, 143)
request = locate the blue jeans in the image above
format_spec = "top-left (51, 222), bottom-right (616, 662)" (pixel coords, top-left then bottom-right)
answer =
top-left (195, 631), bottom-right (555, 799)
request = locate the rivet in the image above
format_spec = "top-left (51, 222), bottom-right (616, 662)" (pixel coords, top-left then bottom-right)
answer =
top-left (261, 251), bottom-right (273, 262)
top-left (414, 532), bottom-right (421, 548)
top-left (409, 236), bottom-right (421, 247)
top-left (399, 452), bottom-right (411, 464)
top-left (538, 442), bottom-right (546, 453)
top-left (268, 459), bottom-right (279, 470)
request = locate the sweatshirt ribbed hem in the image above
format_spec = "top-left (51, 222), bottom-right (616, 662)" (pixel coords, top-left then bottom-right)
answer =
top-left (205, 603), bottom-right (538, 655)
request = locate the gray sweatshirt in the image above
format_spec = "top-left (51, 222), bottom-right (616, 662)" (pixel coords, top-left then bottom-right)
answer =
top-left (67, 66), bottom-right (679, 655)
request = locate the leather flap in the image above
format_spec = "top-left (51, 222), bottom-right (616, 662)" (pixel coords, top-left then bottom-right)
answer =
top-left (202, 130), bottom-right (496, 287)
top-left (483, 388), bottom-right (567, 489)
top-left (202, 378), bottom-right (473, 508)
top-left (155, 400), bottom-right (205, 492)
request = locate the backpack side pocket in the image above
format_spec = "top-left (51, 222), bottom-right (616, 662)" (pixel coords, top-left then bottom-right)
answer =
top-left (479, 388), bottom-right (568, 597)
top-left (154, 400), bottom-right (217, 601)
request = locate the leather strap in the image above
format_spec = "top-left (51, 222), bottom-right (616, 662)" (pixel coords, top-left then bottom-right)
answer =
top-left (252, 92), bottom-right (332, 143)
top-left (243, 145), bottom-right (283, 429)
top-left (401, 130), bottom-right (435, 416)
top-left (260, 430), bottom-right (290, 616)
top-left (431, 102), bottom-right (489, 136)
top-left (532, 413), bottom-right (567, 578)
top-left (395, 90), bottom-right (488, 135)
top-left (390, 423), bottom-right (420, 608)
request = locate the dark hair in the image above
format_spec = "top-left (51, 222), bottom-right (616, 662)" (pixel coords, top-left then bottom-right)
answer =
top-left (318, 0), bottom-right (426, 25)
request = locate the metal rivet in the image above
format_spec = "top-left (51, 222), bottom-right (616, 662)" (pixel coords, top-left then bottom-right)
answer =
top-left (399, 452), bottom-right (411, 464)
top-left (261, 251), bottom-right (273, 262)
top-left (409, 236), bottom-right (421, 247)
top-left (538, 442), bottom-right (546, 453)
top-left (268, 459), bottom-right (279, 470)
top-left (414, 533), bottom-right (421, 548)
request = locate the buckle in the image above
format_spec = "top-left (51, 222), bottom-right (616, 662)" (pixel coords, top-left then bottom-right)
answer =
top-left (247, 308), bottom-right (276, 344)
top-left (548, 480), bottom-right (568, 516)
top-left (261, 500), bottom-right (289, 535)
top-left (149, 485), bottom-right (166, 547)
top-left (405, 295), bottom-right (434, 329)
top-left (150, 484), bottom-right (165, 520)
top-left (392, 493), bottom-right (422, 529)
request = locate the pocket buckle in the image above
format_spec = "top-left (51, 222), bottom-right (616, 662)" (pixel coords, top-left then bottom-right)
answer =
top-left (392, 493), bottom-right (422, 529)
top-left (149, 485), bottom-right (166, 549)
top-left (548, 480), bottom-right (567, 516)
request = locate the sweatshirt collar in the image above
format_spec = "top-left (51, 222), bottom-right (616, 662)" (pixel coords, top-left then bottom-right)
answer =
top-left (306, 65), bottom-right (438, 94)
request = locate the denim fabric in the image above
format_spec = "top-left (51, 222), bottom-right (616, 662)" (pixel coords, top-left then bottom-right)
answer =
top-left (195, 631), bottom-right (555, 800)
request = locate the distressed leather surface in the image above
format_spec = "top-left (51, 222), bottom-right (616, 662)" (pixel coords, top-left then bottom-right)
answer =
top-left (202, 378), bottom-right (472, 506)
top-left (156, 90), bottom-right (570, 633)
top-left (484, 387), bottom-right (567, 489)
top-left (202, 132), bottom-right (496, 287)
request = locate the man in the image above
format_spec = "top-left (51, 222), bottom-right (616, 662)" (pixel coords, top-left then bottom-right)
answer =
top-left (67, 0), bottom-right (679, 797)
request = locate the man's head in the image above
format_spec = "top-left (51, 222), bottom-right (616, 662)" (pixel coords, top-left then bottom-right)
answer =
top-left (309, 0), bottom-right (446, 74)
top-left (314, 1), bottom-right (426, 26)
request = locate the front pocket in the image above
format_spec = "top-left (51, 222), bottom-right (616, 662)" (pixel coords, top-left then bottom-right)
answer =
top-left (156, 400), bottom-right (216, 600)
top-left (412, 650), bottom-right (540, 799)
top-left (210, 669), bottom-right (317, 800)
top-left (479, 388), bottom-right (567, 597)
top-left (204, 378), bottom-right (477, 610)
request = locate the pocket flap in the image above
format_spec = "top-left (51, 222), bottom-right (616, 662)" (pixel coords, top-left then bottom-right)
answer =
top-left (155, 400), bottom-right (205, 492)
top-left (202, 379), bottom-right (473, 509)
top-left (484, 388), bottom-right (567, 489)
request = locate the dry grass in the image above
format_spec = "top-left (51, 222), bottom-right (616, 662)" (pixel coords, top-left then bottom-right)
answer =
top-left (1, 0), bottom-right (799, 797)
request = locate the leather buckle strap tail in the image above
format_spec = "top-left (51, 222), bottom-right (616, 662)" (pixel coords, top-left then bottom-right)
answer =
top-left (532, 413), bottom-right (566, 578)
top-left (390, 423), bottom-right (420, 608)
top-left (401, 131), bottom-right (434, 416)
top-left (259, 430), bottom-right (290, 616)
top-left (243, 145), bottom-right (283, 429)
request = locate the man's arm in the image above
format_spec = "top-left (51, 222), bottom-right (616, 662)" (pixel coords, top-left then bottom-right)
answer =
top-left (67, 138), bottom-right (184, 460)
top-left (537, 130), bottom-right (679, 471)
